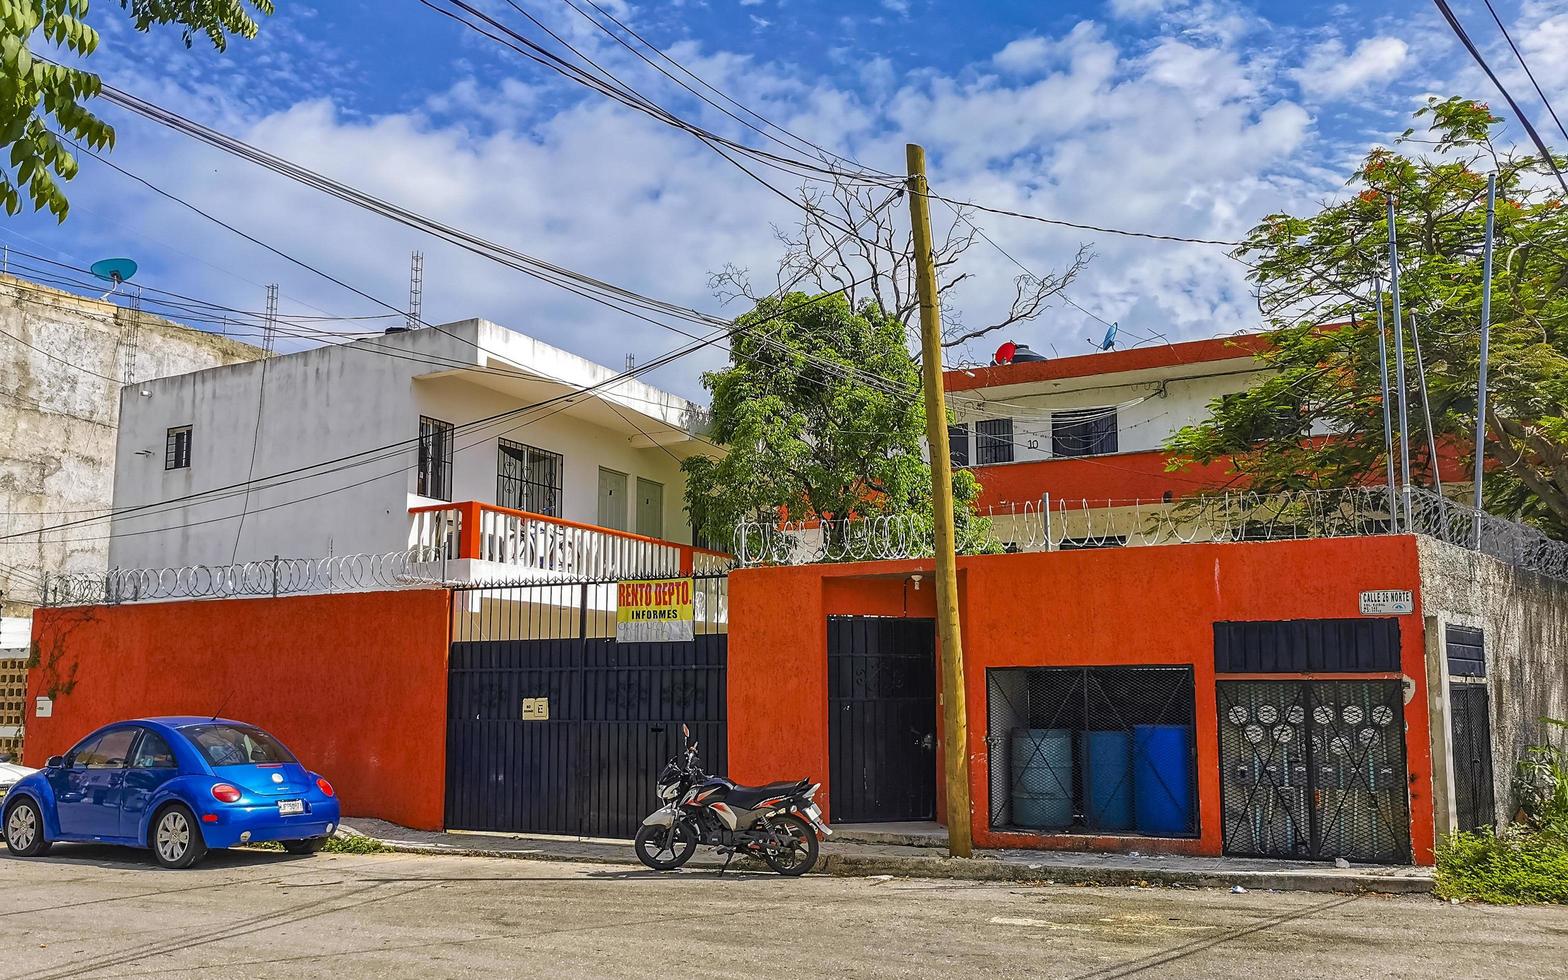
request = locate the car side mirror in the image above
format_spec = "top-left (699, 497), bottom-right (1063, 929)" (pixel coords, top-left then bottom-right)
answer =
top-left (46, 756), bottom-right (64, 769)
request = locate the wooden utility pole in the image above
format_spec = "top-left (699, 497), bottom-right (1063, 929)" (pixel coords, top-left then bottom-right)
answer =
top-left (905, 143), bottom-right (972, 859)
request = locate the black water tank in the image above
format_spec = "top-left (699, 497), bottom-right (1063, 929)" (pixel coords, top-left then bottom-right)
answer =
top-left (1011, 344), bottom-right (1047, 363)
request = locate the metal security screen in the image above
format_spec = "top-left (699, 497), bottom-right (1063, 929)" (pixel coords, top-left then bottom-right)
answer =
top-left (986, 667), bottom-right (1197, 837)
top-left (445, 575), bottom-right (727, 839)
top-left (1450, 683), bottom-right (1496, 833)
top-left (496, 438), bottom-right (562, 516)
top-left (1217, 680), bottom-right (1410, 863)
top-left (418, 416), bottom-right (454, 501)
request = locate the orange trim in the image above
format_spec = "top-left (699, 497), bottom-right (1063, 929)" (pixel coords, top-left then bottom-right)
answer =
top-left (970, 451), bottom-right (1239, 508)
top-left (946, 335), bottom-right (1271, 392)
top-left (409, 500), bottom-right (730, 564)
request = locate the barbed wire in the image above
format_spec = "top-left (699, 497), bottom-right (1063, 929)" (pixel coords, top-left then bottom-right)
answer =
top-left (41, 548), bottom-right (451, 606)
top-left (733, 486), bottom-right (1568, 584)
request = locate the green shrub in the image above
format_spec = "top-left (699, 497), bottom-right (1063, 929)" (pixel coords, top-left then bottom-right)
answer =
top-left (1435, 827), bottom-right (1568, 905)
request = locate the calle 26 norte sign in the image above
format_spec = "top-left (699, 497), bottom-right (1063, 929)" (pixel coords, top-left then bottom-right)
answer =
top-left (616, 578), bottom-right (695, 643)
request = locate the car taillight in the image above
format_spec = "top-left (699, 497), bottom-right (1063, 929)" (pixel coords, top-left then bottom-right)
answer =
top-left (211, 783), bottom-right (242, 803)
top-left (316, 777), bottom-right (335, 798)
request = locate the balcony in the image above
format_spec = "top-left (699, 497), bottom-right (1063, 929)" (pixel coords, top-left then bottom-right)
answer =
top-left (409, 501), bottom-right (731, 584)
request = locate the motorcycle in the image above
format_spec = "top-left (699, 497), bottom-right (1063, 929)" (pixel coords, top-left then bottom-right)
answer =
top-left (634, 724), bottom-right (831, 876)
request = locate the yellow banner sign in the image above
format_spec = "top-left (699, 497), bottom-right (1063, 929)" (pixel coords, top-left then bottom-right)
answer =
top-left (616, 578), bottom-right (695, 643)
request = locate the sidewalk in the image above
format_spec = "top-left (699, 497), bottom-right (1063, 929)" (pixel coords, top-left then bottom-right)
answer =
top-left (341, 817), bottom-right (1435, 895)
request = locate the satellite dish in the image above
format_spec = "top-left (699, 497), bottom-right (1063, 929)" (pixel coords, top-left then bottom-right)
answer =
top-left (1098, 323), bottom-right (1119, 351)
top-left (993, 340), bottom-right (1018, 365)
top-left (89, 257), bottom-right (139, 285)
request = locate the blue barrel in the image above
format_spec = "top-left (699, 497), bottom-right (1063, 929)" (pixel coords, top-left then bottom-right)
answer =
top-left (1132, 724), bottom-right (1193, 836)
top-left (1082, 730), bottom-right (1133, 831)
top-left (1011, 729), bottom-right (1072, 828)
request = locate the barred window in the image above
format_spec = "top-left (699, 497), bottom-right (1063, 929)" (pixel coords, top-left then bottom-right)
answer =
top-left (1051, 407), bottom-right (1118, 457)
top-left (497, 438), bottom-right (562, 516)
top-left (165, 426), bottom-right (192, 470)
top-left (975, 418), bottom-right (1014, 465)
top-left (417, 416), bottom-right (454, 501)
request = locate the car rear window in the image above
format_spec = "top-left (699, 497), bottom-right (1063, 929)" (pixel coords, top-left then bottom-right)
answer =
top-left (180, 724), bottom-right (297, 767)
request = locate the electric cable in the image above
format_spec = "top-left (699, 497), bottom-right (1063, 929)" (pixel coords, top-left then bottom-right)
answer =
top-left (1481, 0), bottom-right (1568, 145)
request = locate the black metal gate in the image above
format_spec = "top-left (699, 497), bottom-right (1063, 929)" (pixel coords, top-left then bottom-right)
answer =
top-left (827, 616), bottom-right (937, 823)
top-left (1217, 680), bottom-right (1411, 863)
top-left (445, 576), bottom-right (727, 839)
top-left (1450, 683), bottom-right (1496, 833)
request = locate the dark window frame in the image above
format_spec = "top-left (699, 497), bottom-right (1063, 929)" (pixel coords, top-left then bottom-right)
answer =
top-left (948, 423), bottom-right (970, 468)
top-left (417, 416), bottom-right (455, 501)
top-left (129, 729), bottom-right (177, 770)
top-left (496, 438), bottom-right (563, 517)
top-left (975, 418), bottom-right (1014, 465)
top-left (1051, 407), bottom-right (1118, 458)
top-left (165, 425), bottom-right (192, 470)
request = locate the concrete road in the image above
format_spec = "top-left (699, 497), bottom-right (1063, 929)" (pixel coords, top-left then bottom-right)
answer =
top-left (2, 846), bottom-right (1565, 979)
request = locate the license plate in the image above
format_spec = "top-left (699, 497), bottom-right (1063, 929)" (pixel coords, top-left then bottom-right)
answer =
top-left (278, 800), bottom-right (305, 816)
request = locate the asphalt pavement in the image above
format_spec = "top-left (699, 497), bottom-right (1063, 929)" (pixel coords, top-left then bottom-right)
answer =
top-left (2, 845), bottom-right (1565, 979)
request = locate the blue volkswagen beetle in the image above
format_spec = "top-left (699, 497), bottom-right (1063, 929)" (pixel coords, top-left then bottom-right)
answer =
top-left (2, 717), bottom-right (340, 869)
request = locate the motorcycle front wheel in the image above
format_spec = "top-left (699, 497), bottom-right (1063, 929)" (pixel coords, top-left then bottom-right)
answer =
top-left (761, 815), bottom-right (820, 876)
top-left (634, 821), bottom-right (697, 871)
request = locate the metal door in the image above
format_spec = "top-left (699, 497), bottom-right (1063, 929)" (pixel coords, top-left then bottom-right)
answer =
top-left (597, 468), bottom-right (629, 531)
top-left (1449, 683), bottom-right (1496, 832)
top-left (1217, 680), bottom-right (1410, 863)
top-left (635, 478), bottom-right (663, 538)
top-left (445, 577), bottom-right (727, 840)
top-left (828, 617), bottom-right (937, 823)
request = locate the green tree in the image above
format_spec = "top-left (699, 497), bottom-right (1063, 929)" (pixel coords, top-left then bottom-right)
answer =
top-left (683, 291), bottom-right (983, 549)
top-left (1166, 97), bottom-right (1568, 538)
top-left (1, 0), bottom-right (274, 219)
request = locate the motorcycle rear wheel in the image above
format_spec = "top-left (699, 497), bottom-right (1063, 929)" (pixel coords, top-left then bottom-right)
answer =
top-left (634, 822), bottom-right (697, 871)
top-left (760, 815), bottom-right (819, 876)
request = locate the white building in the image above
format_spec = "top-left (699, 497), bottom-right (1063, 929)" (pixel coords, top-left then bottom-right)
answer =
top-left (108, 319), bottom-right (720, 582)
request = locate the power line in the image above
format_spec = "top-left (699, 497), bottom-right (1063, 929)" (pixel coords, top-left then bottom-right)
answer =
top-left (1432, 0), bottom-right (1568, 195)
top-left (924, 187), bottom-right (1246, 247)
top-left (1481, 0), bottom-right (1568, 145)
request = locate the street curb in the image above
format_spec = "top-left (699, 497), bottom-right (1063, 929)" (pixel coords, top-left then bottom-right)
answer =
top-left (364, 839), bottom-right (1434, 895)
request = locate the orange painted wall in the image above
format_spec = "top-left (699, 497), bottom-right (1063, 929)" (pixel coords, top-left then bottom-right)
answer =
top-left (972, 451), bottom-right (1239, 508)
top-left (728, 536), bottom-right (1438, 864)
top-left (25, 589), bottom-right (451, 830)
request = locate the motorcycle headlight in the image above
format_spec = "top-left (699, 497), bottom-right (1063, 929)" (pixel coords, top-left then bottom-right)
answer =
top-left (658, 782), bottom-right (680, 801)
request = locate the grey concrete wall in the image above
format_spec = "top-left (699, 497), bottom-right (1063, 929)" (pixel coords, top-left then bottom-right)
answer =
top-left (0, 275), bottom-right (259, 615)
top-left (1418, 535), bottom-right (1568, 827)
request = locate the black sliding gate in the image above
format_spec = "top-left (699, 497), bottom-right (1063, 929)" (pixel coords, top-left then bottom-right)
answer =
top-left (445, 576), bottom-right (727, 839)
top-left (828, 617), bottom-right (937, 823)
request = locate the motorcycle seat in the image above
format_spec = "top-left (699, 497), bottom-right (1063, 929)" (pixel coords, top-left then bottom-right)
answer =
top-left (725, 778), bottom-right (811, 811)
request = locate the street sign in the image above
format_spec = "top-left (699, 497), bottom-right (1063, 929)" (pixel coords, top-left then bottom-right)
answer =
top-left (1360, 589), bottom-right (1414, 615)
top-left (521, 697), bottom-right (550, 721)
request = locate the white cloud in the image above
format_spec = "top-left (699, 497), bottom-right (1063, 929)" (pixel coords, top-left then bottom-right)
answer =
top-left (34, 2), bottom-right (1386, 394)
top-left (992, 36), bottom-right (1052, 75)
top-left (1291, 36), bottom-right (1409, 98)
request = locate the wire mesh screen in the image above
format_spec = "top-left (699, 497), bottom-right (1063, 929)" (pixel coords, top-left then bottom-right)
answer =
top-left (1217, 680), bottom-right (1410, 864)
top-left (987, 666), bottom-right (1198, 837)
top-left (1449, 683), bottom-right (1497, 833)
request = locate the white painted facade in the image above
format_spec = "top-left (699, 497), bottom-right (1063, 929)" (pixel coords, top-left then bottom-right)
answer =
top-left (108, 319), bottom-right (712, 571)
top-left (945, 348), bottom-right (1271, 468)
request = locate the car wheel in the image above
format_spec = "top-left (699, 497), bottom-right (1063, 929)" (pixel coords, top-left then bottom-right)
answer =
top-left (4, 799), bottom-right (51, 857)
top-left (151, 804), bottom-right (208, 870)
top-left (281, 838), bottom-right (326, 855)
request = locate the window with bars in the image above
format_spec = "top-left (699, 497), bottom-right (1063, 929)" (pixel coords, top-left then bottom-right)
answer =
top-left (986, 666), bottom-right (1197, 837)
top-left (165, 425), bottom-right (192, 470)
top-left (497, 438), bottom-right (562, 516)
top-left (417, 416), bottom-right (454, 501)
top-left (948, 423), bottom-right (970, 468)
top-left (975, 418), bottom-right (1014, 465)
top-left (1051, 408), bottom-right (1118, 457)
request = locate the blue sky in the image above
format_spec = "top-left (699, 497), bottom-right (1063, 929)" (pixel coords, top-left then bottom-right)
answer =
top-left (7, 0), bottom-right (1567, 396)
